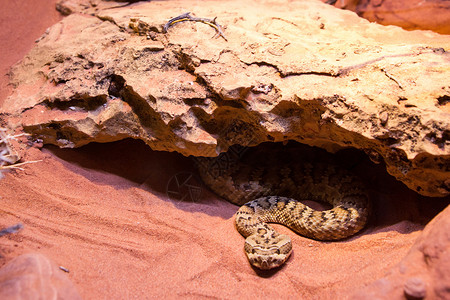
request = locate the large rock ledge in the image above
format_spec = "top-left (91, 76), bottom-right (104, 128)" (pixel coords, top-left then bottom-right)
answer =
top-left (1, 0), bottom-right (449, 197)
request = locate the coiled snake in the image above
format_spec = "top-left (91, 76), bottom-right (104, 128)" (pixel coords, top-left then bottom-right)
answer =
top-left (196, 144), bottom-right (370, 270)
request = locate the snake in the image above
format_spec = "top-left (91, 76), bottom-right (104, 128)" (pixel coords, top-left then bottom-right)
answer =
top-left (196, 143), bottom-right (371, 270)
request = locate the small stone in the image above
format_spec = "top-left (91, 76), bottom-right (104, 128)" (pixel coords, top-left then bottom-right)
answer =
top-left (404, 277), bottom-right (426, 299)
top-left (379, 111), bottom-right (389, 126)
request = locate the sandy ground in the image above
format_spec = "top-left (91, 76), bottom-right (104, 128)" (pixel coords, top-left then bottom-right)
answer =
top-left (1, 138), bottom-right (447, 298)
top-left (0, 0), bottom-right (62, 105)
top-left (0, 1), bottom-right (448, 299)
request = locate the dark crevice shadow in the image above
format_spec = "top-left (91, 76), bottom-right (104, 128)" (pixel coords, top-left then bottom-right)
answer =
top-left (333, 147), bottom-right (449, 236)
top-left (45, 139), bottom-right (194, 190)
top-left (333, 146), bottom-right (449, 235)
top-left (209, 141), bottom-right (449, 236)
top-left (45, 139), bottom-right (449, 230)
top-left (44, 139), bottom-right (237, 219)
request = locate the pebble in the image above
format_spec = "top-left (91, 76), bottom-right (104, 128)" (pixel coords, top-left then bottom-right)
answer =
top-left (403, 277), bottom-right (426, 299)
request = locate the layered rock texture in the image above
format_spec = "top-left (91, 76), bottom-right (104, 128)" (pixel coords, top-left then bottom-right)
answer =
top-left (325, 0), bottom-right (450, 35)
top-left (356, 0), bottom-right (450, 35)
top-left (3, 0), bottom-right (449, 198)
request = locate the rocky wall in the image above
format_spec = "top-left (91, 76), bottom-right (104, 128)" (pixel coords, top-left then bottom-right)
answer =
top-left (1, 0), bottom-right (449, 197)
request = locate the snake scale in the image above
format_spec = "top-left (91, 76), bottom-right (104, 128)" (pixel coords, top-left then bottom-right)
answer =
top-left (196, 143), bottom-right (371, 270)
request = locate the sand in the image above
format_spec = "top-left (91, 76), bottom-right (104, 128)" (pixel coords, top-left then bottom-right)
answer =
top-left (1, 138), bottom-right (447, 298)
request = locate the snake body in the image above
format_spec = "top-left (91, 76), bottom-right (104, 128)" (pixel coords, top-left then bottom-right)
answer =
top-left (196, 143), bottom-right (370, 269)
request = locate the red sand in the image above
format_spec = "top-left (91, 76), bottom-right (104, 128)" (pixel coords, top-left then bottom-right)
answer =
top-left (0, 2), bottom-right (448, 299)
top-left (1, 139), bottom-right (446, 298)
top-left (0, 0), bottom-right (62, 105)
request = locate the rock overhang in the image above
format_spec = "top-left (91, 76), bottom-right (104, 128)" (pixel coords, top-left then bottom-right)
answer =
top-left (1, 0), bottom-right (449, 197)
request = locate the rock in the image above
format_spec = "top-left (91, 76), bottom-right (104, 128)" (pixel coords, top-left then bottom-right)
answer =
top-left (352, 204), bottom-right (450, 299)
top-left (404, 277), bottom-right (427, 299)
top-left (0, 253), bottom-right (81, 299)
top-left (356, 0), bottom-right (450, 35)
top-left (1, 0), bottom-right (449, 197)
top-left (323, 1), bottom-right (450, 34)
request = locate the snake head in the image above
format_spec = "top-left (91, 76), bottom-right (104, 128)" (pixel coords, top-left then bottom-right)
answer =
top-left (244, 233), bottom-right (292, 270)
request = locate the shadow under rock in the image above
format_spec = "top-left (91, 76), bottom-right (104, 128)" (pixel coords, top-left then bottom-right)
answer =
top-left (332, 146), bottom-right (449, 231)
top-left (208, 141), bottom-right (449, 234)
top-left (45, 139), bottom-right (449, 229)
top-left (45, 139), bottom-right (237, 218)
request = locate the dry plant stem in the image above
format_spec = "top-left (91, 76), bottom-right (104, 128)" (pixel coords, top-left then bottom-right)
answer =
top-left (0, 133), bottom-right (29, 142)
top-left (0, 223), bottom-right (24, 237)
top-left (163, 12), bottom-right (228, 41)
top-left (0, 160), bottom-right (42, 170)
top-left (0, 129), bottom-right (39, 176)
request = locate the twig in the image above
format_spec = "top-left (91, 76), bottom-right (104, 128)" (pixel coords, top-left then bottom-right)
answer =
top-left (0, 223), bottom-right (24, 237)
top-left (381, 68), bottom-right (404, 90)
top-left (0, 160), bottom-right (42, 170)
top-left (0, 128), bottom-right (39, 176)
top-left (163, 12), bottom-right (228, 41)
top-left (0, 133), bottom-right (29, 144)
top-left (59, 266), bottom-right (70, 273)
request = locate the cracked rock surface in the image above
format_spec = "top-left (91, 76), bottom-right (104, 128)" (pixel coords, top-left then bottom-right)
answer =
top-left (2, 0), bottom-right (449, 197)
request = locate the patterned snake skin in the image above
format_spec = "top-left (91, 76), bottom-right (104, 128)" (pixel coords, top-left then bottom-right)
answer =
top-left (196, 143), bottom-right (371, 270)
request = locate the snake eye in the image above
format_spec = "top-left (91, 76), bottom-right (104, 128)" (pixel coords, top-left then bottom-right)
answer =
top-left (252, 249), bottom-right (256, 254)
top-left (276, 249), bottom-right (280, 254)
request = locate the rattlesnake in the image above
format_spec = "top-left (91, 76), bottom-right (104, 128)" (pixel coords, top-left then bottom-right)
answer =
top-left (196, 143), bottom-right (370, 270)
